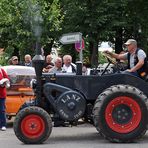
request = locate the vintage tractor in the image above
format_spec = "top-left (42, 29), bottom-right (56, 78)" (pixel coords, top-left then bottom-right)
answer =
top-left (13, 52), bottom-right (148, 144)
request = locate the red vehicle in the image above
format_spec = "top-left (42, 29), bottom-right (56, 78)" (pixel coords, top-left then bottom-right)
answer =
top-left (2, 65), bottom-right (35, 119)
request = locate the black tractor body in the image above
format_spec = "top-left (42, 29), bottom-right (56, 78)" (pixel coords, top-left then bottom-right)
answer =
top-left (13, 56), bottom-right (148, 144)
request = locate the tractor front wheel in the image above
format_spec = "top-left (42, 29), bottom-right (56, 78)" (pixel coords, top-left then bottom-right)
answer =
top-left (13, 106), bottom-right (52, 144)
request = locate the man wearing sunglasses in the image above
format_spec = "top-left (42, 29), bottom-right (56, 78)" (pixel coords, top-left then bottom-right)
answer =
top-left (9, 56), bottom-right (19, 65)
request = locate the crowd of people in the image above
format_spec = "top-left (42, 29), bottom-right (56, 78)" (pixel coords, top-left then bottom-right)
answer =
top-left (0, 53), bottom-right (80, 131)
top-left (7, 38), bottom-right (148, 77)
top-left (8, 54), bottom-right (32, 67)
top-left (0, 38), bottom-right (147, 130)
top-left (8, 54), bottom-right (80, 74)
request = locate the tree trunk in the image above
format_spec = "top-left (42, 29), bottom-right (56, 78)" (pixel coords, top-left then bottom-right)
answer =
top-left (89, 39), bottom-right (98, 67)
top-left (115, 28), bottom-right (123, 54)
top-left (12, 45), bottom-right (20, 58)
top-left (43, 39), bottom-right (54, 56)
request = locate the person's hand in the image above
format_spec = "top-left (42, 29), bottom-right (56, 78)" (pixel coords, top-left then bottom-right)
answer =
top-left (42, 68), bottom-right (49, 73)
top-left (5, 81), bottom-right (10, 88)
top-left (103, 50), bottom-right (111, 54)
top-left (103, 50), bottom-right (113, 58)
top-left (0, 78), bottom-right (10, 87)
top-left (126, 69), bottom-right (132, 72)
top-left (46, 65), bottom-right (53, 69)
top-left (0, 80), bottom-right (3, 85)
top-left (103, 50), bottom-right (113, 57)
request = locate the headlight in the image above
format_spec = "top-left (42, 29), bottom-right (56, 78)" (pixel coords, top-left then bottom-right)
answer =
top-left (30, 79), bottom-right (37, 89)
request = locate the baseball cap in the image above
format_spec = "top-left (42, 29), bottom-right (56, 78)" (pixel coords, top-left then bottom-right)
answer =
top-left (124, 39), bottom-right (137, 46)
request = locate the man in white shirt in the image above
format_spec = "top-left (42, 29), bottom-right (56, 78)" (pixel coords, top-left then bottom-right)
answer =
top-left (62, 55), bottom-right (76, 73)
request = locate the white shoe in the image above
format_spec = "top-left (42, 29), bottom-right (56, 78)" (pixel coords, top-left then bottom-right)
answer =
top-left (1, 127), bottom-right (6, 131)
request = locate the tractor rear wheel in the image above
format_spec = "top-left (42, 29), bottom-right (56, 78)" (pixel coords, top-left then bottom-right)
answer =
top-left (93, 85), bottom-right (148, 142)
top-left (13, 106), bottom-right (52, 144)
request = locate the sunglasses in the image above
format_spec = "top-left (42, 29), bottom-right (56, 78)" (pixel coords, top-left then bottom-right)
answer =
top-left (13, 59), bottom-right (18, 61)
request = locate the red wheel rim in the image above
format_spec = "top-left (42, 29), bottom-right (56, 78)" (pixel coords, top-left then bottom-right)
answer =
top-left (21, 114), bottom-right (45, 138)
top-left (105, 96), bottom-right (141, 133)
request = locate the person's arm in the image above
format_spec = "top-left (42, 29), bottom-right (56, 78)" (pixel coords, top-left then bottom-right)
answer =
top-left (104, 51), bottom-right (126, 60)
top-left (0, 68), bottom-right (10, 88)
top-left (1, 68), bottom-right (9, 79)
top-left (127, 59), bottom-right (144, 72)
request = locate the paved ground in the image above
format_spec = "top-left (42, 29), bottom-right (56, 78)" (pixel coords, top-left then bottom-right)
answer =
top-left (1, 120), bottom-right (148, 148)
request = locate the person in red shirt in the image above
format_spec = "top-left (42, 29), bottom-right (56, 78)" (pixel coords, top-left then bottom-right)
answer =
top-left (0, 67), bottom-right (10, 131)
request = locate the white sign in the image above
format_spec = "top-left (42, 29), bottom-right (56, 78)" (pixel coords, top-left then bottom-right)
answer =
top-left (59, 32), bottom-right (82, 44)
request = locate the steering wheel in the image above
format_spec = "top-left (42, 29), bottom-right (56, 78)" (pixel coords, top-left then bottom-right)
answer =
top-left (102, 52), bottom-right (117, 65)
top-left (101, 52), bottom-right (118, 76)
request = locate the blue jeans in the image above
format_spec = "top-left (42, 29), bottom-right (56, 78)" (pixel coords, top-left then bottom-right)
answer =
top-left (0, 98), bottom-right (6, 127)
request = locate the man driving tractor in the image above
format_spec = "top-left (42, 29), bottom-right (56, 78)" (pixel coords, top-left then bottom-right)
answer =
top-left (104, 39), bottom-right (147, 78)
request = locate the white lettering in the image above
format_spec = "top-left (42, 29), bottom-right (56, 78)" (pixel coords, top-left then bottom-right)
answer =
top-left (67, 37), bottom-right (75, 40)
top-left (61, 94), bottom-right (81, 104)
top-left (59, 109), bottom-right (69, 118)
top-left (74, 111), bottom-right (82, 119)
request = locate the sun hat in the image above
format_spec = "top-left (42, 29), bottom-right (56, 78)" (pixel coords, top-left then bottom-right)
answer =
top-left (124, 39), bottom-right (137, 46)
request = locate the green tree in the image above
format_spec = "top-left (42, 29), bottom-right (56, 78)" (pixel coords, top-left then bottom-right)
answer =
top-left (60, 0), bottom-right (148, 66)
top-left (59, 0), bottom-right (128, 66)
top-left (1, 0), bottom-right (148, 66)
top-left (0, 0), bottom-right (63, 62)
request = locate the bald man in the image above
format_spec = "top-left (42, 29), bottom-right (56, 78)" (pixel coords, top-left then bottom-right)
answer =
top-left (48, 57), bottom-right (62, 73)
top-left (23, 54), bottom-right (32, 67)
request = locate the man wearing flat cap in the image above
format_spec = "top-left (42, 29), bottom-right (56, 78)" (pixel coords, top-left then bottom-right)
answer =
top-left (104, 39), bottom-right (147, 78)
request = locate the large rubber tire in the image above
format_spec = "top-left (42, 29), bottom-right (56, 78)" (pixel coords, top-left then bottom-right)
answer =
top-left (18, 100), bottom-right (35, 112)
top-left (13, 106), bottom-right (52, 144)
top-left (93, 85), bottom-right (148, 142)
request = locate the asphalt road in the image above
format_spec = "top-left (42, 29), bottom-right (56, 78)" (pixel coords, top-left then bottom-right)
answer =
top-left (1, 121), bottom-right (148, 148)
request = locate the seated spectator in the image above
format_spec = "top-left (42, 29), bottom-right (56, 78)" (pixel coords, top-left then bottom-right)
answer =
top-left (43, 55), bottom-right (54, 72)
top-left (23, 54), bottom-right (32, 67)
top-left (62, 55), bottom-right (76, 73)
top-left (49, 57), bottom-right (66, 127)
top-left (48, 57), bottom-right (62, 73)
top-left (9, 56), bottom-right (19, 65)
top-left (82, 64), bottom-right (88, 75)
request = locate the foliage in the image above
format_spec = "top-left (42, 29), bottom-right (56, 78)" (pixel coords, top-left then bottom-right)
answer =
top-left (99, 52), bottom-right (108, 64)
top-left (0, 0), bottom-right (63, 59)
top-left (0, 0), bottom-right (148, 66)
top-left (0, 53), bottom-right (9, 65)
top-left (59, 1), bottom-right (124, 65)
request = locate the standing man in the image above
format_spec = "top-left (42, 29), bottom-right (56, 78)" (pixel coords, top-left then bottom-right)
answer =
top-left (104, 39), bottom-right (147, 78)
top-left (0, 67), bottom-right (10, 131)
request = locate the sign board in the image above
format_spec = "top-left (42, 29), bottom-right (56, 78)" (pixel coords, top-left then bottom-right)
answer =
top-left (59, 32), bottom-right (82, 44)
top-left (75, 39), bottom-right (85, 52)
